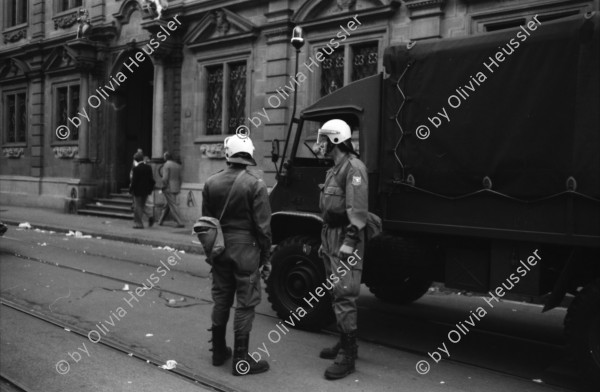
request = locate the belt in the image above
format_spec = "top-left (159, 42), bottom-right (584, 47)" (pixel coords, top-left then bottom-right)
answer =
top-left (222, 230), bottom-right (256, 243)
top-left (323, 213), bottom-right (349, 228)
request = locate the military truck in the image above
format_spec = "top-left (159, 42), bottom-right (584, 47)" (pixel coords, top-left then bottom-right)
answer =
top-left (266, 13), bottom-right (599, 385)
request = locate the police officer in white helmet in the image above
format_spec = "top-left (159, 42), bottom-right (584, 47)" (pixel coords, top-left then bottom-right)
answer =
top-left (201, 133), bottom-right (272, 376)
top-left (313, 119), bottom-right (368, 380)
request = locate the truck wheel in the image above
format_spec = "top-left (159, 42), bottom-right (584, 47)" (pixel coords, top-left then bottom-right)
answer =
top-left (364, 234), bottom-right (435, 304)
top-left (265, 236), bottom-right (335, 331)
top-left (564, 279), bottom-right (600, 389)
top-left (368, 277), bottom-right (432, 304)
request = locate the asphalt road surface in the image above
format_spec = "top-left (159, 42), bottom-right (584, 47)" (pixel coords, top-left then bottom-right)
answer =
top-left (0, 228), bottom-right (587, 392)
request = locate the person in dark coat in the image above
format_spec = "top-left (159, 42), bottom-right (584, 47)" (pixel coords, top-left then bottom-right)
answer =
top-left (130, 151), bottom-right (155, 229)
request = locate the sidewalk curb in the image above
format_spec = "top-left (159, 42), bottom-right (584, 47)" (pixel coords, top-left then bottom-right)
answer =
top-left (2, 219), bottom-right (203, 255)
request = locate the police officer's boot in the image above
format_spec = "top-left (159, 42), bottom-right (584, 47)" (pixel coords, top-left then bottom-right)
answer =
top-left (210, 325), bottom-right (231, 366)
top-left (319, 338), bottom-right (341, 359)
top-left (324, 332), bottom-right (357, 380)
top-left (232, 333), bottom-right (269, 376)
top-left (320, 335), bottom-right (359, 360)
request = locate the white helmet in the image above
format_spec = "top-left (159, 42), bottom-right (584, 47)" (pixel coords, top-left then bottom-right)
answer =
top-left (224, 134), bottom-right (256, 165)
top-left (317, 119), bottom-right (352, 144)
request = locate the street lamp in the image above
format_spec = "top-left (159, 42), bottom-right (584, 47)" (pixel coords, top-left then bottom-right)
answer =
top-left (291, 26), bottom-right (304, 50)
top-left (290, 26), bottom-right (305, 116)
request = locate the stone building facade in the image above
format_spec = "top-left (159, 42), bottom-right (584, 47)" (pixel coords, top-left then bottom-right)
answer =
top-left (1, 0), bottom-right (598, 219)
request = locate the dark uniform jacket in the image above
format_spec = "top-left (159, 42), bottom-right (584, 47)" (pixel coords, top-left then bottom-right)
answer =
top-left (202, 166), bottom-right (272, 263)
top-left (130, 163), bottom-right (155, 197)
top-left (320, 154), bottom-right (368, 248)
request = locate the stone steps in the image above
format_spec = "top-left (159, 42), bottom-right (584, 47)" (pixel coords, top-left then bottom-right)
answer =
top-left (78, 191), bottom-right (133, 220)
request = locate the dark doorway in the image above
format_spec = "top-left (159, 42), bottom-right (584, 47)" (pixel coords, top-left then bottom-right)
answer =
top-left (114, 55), bottom-right (154, 189)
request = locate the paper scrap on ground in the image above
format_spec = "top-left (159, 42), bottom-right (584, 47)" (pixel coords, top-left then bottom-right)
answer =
top-left (160, 360), bottom-right (177, 370)
top-left (66, 230), bottom-right (92, 238)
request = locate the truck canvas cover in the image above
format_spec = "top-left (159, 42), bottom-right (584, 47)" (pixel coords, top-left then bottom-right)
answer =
top-left (382, 13), bottom-right (599, 244)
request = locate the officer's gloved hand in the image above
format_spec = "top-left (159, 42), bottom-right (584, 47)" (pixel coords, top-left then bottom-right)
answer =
top-left (338, 244), bottom-right (354, 261)
top-left (260, 248), bottom-right (271, 266)
top-left (260, 262), bottom-right (272, 281)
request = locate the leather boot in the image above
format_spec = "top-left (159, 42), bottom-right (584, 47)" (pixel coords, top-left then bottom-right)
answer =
top-left (209, 325), bottom-right (231, 366)
top-left (232, 333), bottom-right (269, 376)
top-left (320, 338), bottom-right (341, 359)
top-left (324, 332), bottom-right (357, 380)
top-left (320, 336), bottom-right (358, 359)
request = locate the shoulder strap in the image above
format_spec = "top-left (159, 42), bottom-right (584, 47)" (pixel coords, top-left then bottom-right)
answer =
top-left (219, 170), bottom-right (245, 221)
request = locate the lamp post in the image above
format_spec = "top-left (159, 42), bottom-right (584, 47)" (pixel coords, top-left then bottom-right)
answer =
top-left (290, 26), bottom-right (305, 116)
top-left (279, 26), bottom-right (305, 180)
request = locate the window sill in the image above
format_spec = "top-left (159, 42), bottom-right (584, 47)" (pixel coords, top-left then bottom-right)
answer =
top-left (194, 134), bottom-right (233, 144)
top-left (54, 8), bottom-right (80, 18)
top-left (50, 141), bottom-right (79, 147)
top-left (3, 23), bottom-right (28, 33)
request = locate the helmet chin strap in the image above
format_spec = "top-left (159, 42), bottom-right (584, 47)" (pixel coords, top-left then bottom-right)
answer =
top-left (325, 140), bottom-right (336, 155)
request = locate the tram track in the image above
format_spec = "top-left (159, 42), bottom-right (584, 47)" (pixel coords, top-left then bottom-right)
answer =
top-left (1, 248), bottom-right (211, 306)
top-left (0, 373), bottom-right (29, 392)
top-left (2, 234), bottom-right (205, 278)
top-left (0, 299), bottom-right (241, 392)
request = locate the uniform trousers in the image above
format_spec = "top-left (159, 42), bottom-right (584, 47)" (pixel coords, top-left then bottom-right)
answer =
top-left (211, 232), bottom-right (262, 334)
top-left (321, 224), bottom-right (364, 333)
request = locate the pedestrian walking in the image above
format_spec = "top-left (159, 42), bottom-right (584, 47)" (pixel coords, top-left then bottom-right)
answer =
top-left (313, 119), bottom-right (368, 380)
top-left (129, 148), bottom-right (144, 212)
top-left (130, 151), bottom-right (155, 229)
top-left (129, 148), bottom-right (144, 181)
top-left (201, 134), bottom-right (272, 376)
top-left (158, 152), bottom-right (185, 227)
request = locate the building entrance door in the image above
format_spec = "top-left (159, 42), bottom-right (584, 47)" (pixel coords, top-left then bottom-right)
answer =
top-left (114, 57), bottom-right (154, 190)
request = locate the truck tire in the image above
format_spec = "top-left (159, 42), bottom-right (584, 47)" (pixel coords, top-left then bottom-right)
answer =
top-left (364, 234), bottom-right (434, 304)
top-left (564, 279), bottom-right (600, 390)
top-left (265, 236), bottom-right (335, 331)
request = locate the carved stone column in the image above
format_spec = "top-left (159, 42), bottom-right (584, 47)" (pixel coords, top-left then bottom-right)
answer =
top-left (67, 39), bottom-right (97, 187)
top-left (152, 58), bottom-right (165, 160)
top-left (140, 18), bottom-right (182, 161)
top-left (68, 39), bottom-right (97, 163)
top-left (78, 71), bottom-right (90, 160)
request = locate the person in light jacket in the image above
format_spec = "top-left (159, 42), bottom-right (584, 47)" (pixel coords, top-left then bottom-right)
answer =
top-left (158, 152), bottom-right (185, 227)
